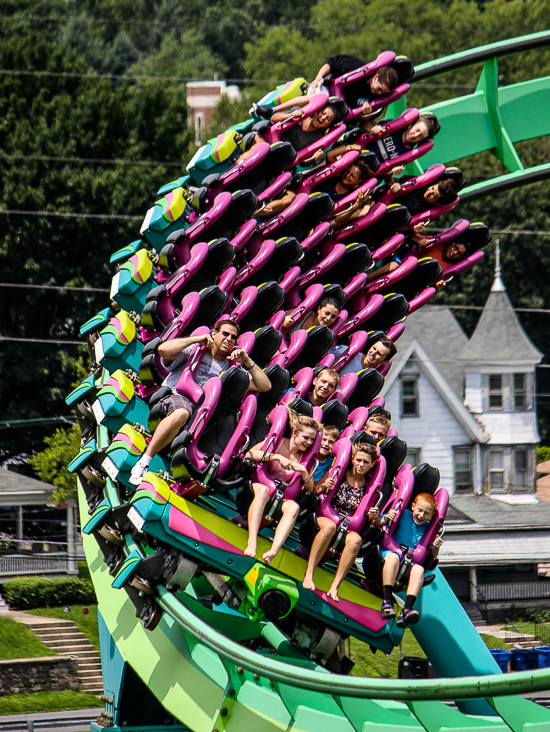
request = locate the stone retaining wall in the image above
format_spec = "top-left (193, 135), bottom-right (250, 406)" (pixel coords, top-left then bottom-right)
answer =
top-left (0, 656), bottom-right (80, 695)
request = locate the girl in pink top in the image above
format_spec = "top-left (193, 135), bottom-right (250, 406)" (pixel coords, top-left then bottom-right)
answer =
top-left (245, 411), bottom-right (322, 564)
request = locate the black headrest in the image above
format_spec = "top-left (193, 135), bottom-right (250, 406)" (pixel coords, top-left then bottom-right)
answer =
top-left (457, 222), bottom-right (492, 254)
top-left (390, 257), bottom-right (441, 301)
top-left (219, 367), bottom-right (251, 410)
top-left (267, 141), bottom-right (297, 170)
top-left (321, 400), bottom-right (349, 431)
top-left (366, 204), bottom-right (411, 249)
top-left (321, 284), bottom-right (347, 309)
top-left (237, 282), bottom-right (285, 332)
top-left (364, 293), bottom-right (408, 332)
top-left (141, 336), bottom-right (161, 358)
top-left (191, 285), bottom-right (228, 329)
top-left (287, 398), bottom-right (314, 418)
top-left (228, 189), bottom-right (259, 224)
top-left (368, 404), bottom-right (391, 421)
top-left (391, 56), bottom-right (415, 83)
top-left (138, 353), bottom-right (163, 386)
top-left (258, 364), bottom-right (290, 408)
top-left (207, 238), bottom-right (236, 273)
top-left (345, 368), bottom-right (385, 412)
top-left (422, 112), bottom-right (441, 137)
top-left (327, 96), bottom-right (349, 124)
top-left (290, 325), bottom-right (335, 372)
top-left (379, 436), bottom-right (407, 480)
top-left (193, 187), bottom-right (210, 215)
top-left (249, 325), bottom-right (283, 366)
top-left (307, 191), bottom-right (335, 223)
top-left (351, 430), bottom-right (377, 447)
top-left (358, 150), bottom-right (380, 175)
top-left (411, 463), bottom-right (441, 500)
top-left (442, 167), bottom-right (466, 192)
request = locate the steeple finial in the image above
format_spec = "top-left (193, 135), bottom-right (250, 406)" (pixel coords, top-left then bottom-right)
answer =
top-left (491, 239), bottom-right (506, 292)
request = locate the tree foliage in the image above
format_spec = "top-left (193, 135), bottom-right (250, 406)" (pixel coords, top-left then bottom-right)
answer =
top-left (29, 424), bottom-right (81, 504)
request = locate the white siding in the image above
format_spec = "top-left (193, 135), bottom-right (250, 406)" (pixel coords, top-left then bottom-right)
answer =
top-left (479, 411), bottom-right (540, 445)
top-left (464, 372), bottom-right (483, 413)
top-left (384, 370), bottom-right (473, 494)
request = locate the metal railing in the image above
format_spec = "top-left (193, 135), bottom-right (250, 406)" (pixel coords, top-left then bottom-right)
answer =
top-left (534, 618), bottom-right (550, 647)
top-left (504, 617), bottom-right (531, 646)
top-left (0, 553), bottom-right (70, 577)
top-left (477, 582), bottom-right (550, 601)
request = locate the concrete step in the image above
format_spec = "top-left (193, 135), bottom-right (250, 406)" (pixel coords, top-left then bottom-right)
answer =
top-left (34, 627), bottom-right (85, 637)
top-left (79, 662), bottom-right (103, 672)
top-left (39, 638), bottom-right (92, 648)
top-left (26, 620), bottom-right (75, 630)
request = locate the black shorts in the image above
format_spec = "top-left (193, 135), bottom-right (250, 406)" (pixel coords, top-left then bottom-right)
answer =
top-left (160, 393), bottom-right (195, 419)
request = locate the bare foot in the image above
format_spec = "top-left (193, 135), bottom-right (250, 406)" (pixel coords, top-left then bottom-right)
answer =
top-left (244, 542), bottom-right (257, 558)
top-left (302, 575), bottom-right (316, 591)
top-left (327, 586), bottom-right (340, 602)
top-left (262, 548), bottom-right (277, 565)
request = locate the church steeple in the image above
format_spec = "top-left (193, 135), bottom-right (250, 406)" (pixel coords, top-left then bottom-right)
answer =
top-left (461, 243), bottom-right (542, 364)
top-left (491, 240), bottom-right (506, 293)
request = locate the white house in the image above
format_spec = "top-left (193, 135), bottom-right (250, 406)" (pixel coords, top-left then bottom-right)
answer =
top-left (382, 249), bottom-right (542, 499)
top-left (380, 250), bottom-right (549, 616)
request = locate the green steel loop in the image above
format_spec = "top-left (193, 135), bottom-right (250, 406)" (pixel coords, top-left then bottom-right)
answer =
top-left (156, 586), bottom-right (550, 701)
top-left (413, 30), bottom-right (550, 80)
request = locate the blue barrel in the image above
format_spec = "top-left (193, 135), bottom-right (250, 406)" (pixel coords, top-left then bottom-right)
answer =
top-left (489, 649), bottom-right (511, 672)
top-left (534, 646), bottom-right (550, 668)
top-left (511, 649), bottom-right (539, 671)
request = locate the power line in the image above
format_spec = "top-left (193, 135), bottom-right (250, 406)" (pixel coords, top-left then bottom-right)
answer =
top-left (0, 283), bottom-right (109, 293)
top-left (0, 208), bottom-right (142, 220)
top-left (0, 153), bottom-right (185, 167)
top-left (0, 337), bottom-right (84, 345)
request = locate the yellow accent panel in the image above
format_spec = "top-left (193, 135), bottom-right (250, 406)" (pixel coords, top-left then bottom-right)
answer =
top-left (151, 478), bottom-right (381, 610)
top-left (133, 248), bottom-right (154, 280)
top-left (117, 423), bottom-right (147, 453)
top-left (168, 187), bottom-right (187, 221)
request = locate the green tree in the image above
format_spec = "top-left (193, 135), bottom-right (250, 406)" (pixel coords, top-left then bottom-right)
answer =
top-left (29, 424), bottom-right (81, 504)
top-left (0, 34), bottom-right (193, 461)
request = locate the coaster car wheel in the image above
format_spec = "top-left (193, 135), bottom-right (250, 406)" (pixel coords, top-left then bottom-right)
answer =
top-left (130, 574), bottom-right (157, 596)
top-left (137, 598), bottom-right (163, 631)
top-left (98, 523), bottom-right (125, 546)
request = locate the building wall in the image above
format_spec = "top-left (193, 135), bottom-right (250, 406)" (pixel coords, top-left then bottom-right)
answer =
top-left (384, 363), bottom-right (473, 493)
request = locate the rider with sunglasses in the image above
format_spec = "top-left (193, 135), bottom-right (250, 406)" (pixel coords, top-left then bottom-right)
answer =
top-left (129, 319), bottom-right (271, 485)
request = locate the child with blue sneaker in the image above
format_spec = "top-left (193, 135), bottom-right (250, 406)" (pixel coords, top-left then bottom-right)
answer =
top-left (379, 493), bottom-right (444, 627)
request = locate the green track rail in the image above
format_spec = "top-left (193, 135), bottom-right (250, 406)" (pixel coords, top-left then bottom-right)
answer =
top-left (388, 30), bottom-right (550, 200)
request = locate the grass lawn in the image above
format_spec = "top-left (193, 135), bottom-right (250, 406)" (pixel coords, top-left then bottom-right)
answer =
top-left (0, 617), bottom-right (56, 660)
top-left (350, 629), bottom-right (510, 678)
top-left (0, 691), bottom-right (103, 716)
top-left (26, 605), bottom-right (100, 652)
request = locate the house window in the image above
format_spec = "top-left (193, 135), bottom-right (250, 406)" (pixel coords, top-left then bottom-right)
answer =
top-left (513, 374), bottom-right (527, 410)
top-left (405, 448), bottom-right (421, 468)
top-left (454, 448), bottom-right (473, 493)
top-left (488, 375), bottom-right (503, 410)
top-left (489, 450), bottom-right (505, 492)
top-left (513, 449), bottom-right (529, 491)
top-left (401, 377), bottom-right (418, 417)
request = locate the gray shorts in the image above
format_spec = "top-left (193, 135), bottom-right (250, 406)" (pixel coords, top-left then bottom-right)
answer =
top-left (160, 393), bottom-right (195, 419)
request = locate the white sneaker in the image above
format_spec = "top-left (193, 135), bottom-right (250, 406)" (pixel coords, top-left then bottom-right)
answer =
top-left (129, 459), bottom-right (150, 486)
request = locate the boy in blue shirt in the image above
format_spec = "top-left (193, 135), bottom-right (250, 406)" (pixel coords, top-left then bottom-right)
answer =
top-left (313, 425), bottom-right (340, 492)
top-left (379, 493), bottom-right (444, 627)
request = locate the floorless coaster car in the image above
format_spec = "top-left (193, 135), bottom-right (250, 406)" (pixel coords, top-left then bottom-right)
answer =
top-left (140, 186), bottom-right (195, 253)
top-left (360, 463), bottom-right (449, 593)
top-left (333, 203), bottom-right (411, 255)
top-left (85, 472), bottom-right (403, 664)
top-left (348, 292), bottom-right (408, 334)
top-left (402, 168), bottom-right (466, 230)
top-left (158, 190), bottom-right (259, 273)
top-left (93, 311), bottom-right (144, 375)
top-left (327, 52), bottom-right (414, 122)
top-left (109, 248), bottom-right (158, 314)
top-left (185, 127), bottom-right (253, 187)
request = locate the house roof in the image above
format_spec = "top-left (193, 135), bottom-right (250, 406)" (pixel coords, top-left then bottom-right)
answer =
top-left (0, 468), bottom-right (53, 504)
top-left (385, 305), bottom-right (468, 399)
top-left (460, 261), bottom-right (542, 365)
top-left (449, 494), bottom-right (550, 529)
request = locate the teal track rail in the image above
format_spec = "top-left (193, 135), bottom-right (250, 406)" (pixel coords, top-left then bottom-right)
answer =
top-left (387, 31), bottom-right (550, 199)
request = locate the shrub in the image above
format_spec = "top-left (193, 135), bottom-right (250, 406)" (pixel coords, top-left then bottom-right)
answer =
top-left (77, 561), bottom-right (91, 581)
top-left (537, 446), bottom-right (550, 465)
top-left (2, 576), bottom-right (96, 610)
